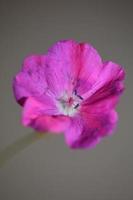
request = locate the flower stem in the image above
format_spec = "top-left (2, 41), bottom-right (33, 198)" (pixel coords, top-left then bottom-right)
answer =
top-left (0, 132), bottom-right (47, 168)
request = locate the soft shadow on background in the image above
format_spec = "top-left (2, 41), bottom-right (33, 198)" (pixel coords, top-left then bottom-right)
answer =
top-left (0, 0), bottom-right (133, 200)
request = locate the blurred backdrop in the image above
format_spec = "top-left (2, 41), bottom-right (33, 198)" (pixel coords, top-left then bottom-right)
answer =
top-left (0, 0), bottom-right (132, 200)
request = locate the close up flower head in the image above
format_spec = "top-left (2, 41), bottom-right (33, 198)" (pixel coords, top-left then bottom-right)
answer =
top-left (13, 40), bottom-right (125, 149)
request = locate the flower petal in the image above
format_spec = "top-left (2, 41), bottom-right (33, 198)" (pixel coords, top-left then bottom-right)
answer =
top-left (31, 115), bottom-right (70, 133)
top-left (45, 40), bottom-right (79, 97)
top-left (65, 107), bottom-right (118, 149)
top-left (82, 61), bottom-right (125, 102)
top-left (13, 55), bottom-right (48, 105)
top-left (22, 97), bottom-right (70, 133)
top-left (75, 42), bottom-right (102, 95)
top-left (45, 40), bottom-right (102, 98)
top-left (64, 115), bottom-right (101, 149)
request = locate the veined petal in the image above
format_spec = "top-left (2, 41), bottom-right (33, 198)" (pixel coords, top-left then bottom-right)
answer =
top-left (45, 40), bottom-right (80, 97)
top-left (45, 40), bottom-right (103, 97)
top-left (82, 61), bottom-right (125, 101)
top-left (75, 43), bottom-right (102, 95)
top-left (64, 115), bottom-right (101, 149)
top-left (80, 105), bottom-right (118, 137)
top-left (65, 107), bottom-right (118, 149)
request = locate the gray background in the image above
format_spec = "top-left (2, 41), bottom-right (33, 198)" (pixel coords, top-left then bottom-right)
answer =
top-left (0, 0), bottom-right (132, 200)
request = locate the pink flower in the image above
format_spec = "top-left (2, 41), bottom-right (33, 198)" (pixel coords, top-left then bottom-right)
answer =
top-left (13, 40), bottom-right (125, 149)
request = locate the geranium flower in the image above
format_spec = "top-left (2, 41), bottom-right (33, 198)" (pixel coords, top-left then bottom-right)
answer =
top-left (13, 40), bottom-right (125, 149)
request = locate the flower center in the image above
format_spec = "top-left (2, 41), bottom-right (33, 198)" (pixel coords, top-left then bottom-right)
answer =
top-left (57, 90), bottom-right (83, 116)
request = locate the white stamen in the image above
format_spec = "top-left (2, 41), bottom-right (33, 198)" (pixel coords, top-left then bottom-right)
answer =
top-left (56, 91), bottom-right (83, 116)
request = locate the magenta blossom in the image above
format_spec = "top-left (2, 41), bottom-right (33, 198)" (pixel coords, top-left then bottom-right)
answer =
top-left (13, 40), bottom-right (125, 149)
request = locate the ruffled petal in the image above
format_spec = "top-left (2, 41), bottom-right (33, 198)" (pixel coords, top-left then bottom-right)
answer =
top-left (13, 55), bottom-right (48, 105)
top-left (22, 97), bottom-right (70, 133)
